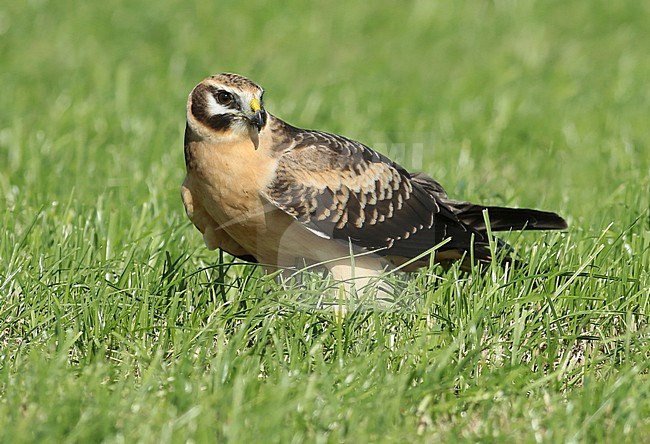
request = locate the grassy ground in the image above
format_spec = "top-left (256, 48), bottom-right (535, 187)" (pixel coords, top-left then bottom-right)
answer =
top-left (1, 0), bottom-right (649, 442)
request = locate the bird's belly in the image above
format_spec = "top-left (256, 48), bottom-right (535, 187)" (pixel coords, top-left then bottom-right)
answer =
top-left (188, 175), bottom-right (280, 260)
top-left (197, 179), bottom-right (269, 235)
top-left (193, 177), bottom-right (344, 264)
top-left (187, 144), bottom-right (352, 265)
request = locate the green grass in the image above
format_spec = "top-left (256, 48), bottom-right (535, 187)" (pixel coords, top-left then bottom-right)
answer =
top-left (1, 0), bottom-right (649, 442)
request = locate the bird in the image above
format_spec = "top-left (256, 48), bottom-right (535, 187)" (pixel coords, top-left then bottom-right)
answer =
top-left (181, 73), bottom-right (567, 300)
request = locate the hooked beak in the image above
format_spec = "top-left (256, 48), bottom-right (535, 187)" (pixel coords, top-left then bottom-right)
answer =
top-left (251, 109), bottom-right (267, 132)
top-left (249, 98), bottom-right (266, 132)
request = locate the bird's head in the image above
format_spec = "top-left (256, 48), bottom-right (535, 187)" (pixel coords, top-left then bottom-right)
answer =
top-left (186, 73), bottom-right (267, 140)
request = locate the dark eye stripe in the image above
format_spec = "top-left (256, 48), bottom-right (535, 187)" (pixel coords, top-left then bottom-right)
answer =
top-left (206, 114), bottom-right (235, 131)
top-left (190, 84), bottom-right (238, 132)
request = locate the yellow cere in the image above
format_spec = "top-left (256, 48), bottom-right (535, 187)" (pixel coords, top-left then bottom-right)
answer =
top-left (250, 98), bottom-right (261, 112)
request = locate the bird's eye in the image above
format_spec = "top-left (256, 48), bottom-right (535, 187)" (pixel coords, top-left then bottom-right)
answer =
top-left (216, 91), bottom-right (235, 106)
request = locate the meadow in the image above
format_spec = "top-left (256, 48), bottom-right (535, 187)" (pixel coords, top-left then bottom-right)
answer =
top-left (1, 0), bottom-right (649, 442)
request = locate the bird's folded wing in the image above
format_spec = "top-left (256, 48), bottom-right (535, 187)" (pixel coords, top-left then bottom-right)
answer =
top-left (262, 130), bottom-right (465, 256)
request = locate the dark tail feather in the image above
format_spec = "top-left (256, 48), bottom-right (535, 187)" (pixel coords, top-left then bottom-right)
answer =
top-left (454, 204), bottom-right (568, 232)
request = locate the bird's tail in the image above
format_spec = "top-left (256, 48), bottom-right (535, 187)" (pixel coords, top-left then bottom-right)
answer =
top-left (409, 172), bottom-right (567, 270)
top-left (408, 172), bottom-right (568, 232)
top-left (447, 204), bottom-right (567, 270)
top-left (451, 203), bottom-right (568, 232)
